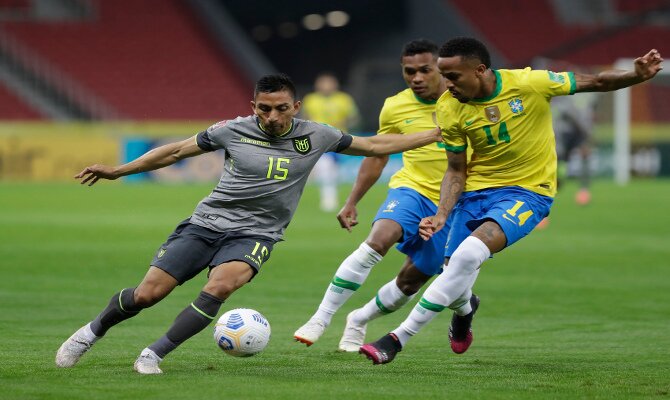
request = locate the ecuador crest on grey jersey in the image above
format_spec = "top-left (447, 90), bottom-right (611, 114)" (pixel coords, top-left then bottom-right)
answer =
top-left (292, 136), bottom-right (311, 154)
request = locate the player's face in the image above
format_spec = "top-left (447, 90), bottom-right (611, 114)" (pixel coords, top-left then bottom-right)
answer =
top-left (252, 90), bottom-right (301, 136)
top-left (437, 55), bottom-right (487, 103)
top-left (401, 52), bottom-right (445, 100)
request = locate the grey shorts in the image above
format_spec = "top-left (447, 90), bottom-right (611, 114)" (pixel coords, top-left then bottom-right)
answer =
top-left (151, 219), bottom-right (275, 284)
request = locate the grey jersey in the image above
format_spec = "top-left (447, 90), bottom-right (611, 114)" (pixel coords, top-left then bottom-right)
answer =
top-left (190, 116), bottom-right (352, 241)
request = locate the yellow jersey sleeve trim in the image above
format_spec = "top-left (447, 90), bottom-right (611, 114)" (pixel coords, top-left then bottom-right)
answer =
top-left (568, 71), bottom-right (576, 94)
top-left (445, 144), bottom-right (467, 153)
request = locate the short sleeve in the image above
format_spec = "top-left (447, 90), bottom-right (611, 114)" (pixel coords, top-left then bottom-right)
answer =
top-left (377, 99), bottom-right (397, 135)
top-left (197, 120), bottom-right (231, 151)
top-left (335, 134), bottom-right (353, 152)
top-left (436, 98), bottom-right (467, 153)
top-left (196, 130), bottom-right (214, 151)
top-left (312, 122), bottom-right (349, 153)
top-left (528, 69), bottom-right (576, 98)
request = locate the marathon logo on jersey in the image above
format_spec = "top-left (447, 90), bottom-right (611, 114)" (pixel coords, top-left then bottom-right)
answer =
top-left (293, 136), bottom-right (311, 154)
top-left (484, 106), bottom-right (501, 123)
top-left (207, 120), bottom-right (229, 132)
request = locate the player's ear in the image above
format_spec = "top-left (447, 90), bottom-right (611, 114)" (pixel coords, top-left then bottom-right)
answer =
top-left (250, 101), bottom-right (256, 113)
top-left (293, 100), bottom-right (302, 114)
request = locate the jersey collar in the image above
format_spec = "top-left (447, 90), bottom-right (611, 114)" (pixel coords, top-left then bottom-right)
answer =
top-left (471, 69), bottom-right (502, 103)
top-left (256, 117), bottom-right (295, 137)
top-left (413, 93), bottom-right (438, 105)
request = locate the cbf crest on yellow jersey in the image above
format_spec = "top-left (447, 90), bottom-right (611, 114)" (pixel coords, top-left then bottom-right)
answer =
top-left (437, 68), bottom-right (576, 197)
top-left (378, 88), bottom-right (447, 203)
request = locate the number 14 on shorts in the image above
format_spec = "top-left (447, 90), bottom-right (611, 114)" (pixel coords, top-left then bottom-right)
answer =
top-left (502, 200), bottom-right (533, 226)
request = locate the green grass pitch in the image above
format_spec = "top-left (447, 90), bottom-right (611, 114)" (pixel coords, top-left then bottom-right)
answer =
top-left (0, 180), bottom-right (669, 399)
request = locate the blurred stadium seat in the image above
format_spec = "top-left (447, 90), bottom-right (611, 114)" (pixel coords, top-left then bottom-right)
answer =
top-left (1, 0), bottom-right (667, 123)
top-left (449, 0), bottom-right (670, 68)
top-left (0, 79), bottom-right (41, 119)
top-left (1, 0), bottom-right (251, 120)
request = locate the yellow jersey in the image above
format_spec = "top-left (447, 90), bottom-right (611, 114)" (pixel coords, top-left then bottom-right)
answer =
top-left (437, 68), bottom-right (576, 198)
top-left (302, 91), bottom-right (359, 132)
top-left (379, 88), bottom-right (447, 203)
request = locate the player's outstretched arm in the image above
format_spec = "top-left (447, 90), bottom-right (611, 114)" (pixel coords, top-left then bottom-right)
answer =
top-left (337, 155), bottom-right (389, 232)
top-left (341, 127), bottom-right (441, 156)
top-left (74, 135), bottom-right (205, 186)
top-left (574, 49), bottom-right (663, 93)
top-left (419, 150), bottom-right (467, 241)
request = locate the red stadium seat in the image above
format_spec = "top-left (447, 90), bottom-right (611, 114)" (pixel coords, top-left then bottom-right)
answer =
top-left (3, 0), bottom-right (251, 120)
top-left (0, 83), bottom-right (42, 119)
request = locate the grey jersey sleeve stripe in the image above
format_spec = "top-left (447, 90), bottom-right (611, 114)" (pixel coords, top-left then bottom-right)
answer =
top-left (335, 134), bottom-right (353, 153)
top-left (196, 131), bottom-right (215, 152)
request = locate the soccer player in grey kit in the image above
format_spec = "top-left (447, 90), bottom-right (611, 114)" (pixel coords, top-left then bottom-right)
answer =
top-left (55, 74), bottom-right (442, 374)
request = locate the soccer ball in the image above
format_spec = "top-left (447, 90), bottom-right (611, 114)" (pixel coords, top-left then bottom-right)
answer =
top-left (213, 308), bottom-right (271, 357)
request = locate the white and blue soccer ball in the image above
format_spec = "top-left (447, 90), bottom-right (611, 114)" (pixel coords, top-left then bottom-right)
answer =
top-left (213, 308), bottom-right (271, 357)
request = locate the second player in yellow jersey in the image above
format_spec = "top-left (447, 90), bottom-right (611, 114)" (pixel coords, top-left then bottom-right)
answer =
top-left (378, 87), bottom-right (447, 202)
top-left (294, 39), bottom-right (458, 352)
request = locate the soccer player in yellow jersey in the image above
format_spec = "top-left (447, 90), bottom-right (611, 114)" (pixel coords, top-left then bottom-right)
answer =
top-left (302, 72), bottom-right (360, 211)
top-left (295, 39), bottom-right (452, 351)
top-left (361, 37), bottom-right (664, 364)
top-left (302, 72), bottom-right (360, 132)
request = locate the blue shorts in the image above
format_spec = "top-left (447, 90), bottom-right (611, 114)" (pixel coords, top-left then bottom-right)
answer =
top-left (373, 188), bottom-right (448, 276)
top-left (444, 186), bottom-right (553, 258)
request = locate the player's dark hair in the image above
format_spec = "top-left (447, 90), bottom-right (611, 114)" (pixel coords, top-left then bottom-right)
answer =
top-left (401, 39), bottom-right (439, 60)
top-left (316, 71), bottom-right (337, 80)
top-left (255, 73), bottom-right (297, 99)
top-left (439, 37), bottom-right (491, 69)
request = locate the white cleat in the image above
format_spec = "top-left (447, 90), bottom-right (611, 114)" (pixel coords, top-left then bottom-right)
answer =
top-left (293, 318), bottom-right (328, 346)
top-left (338, 310), bottom-right (367, 352)
top-left (55, 323), bottom-right (99, 368)
top-left (133, 348), bottom-right (163, 375)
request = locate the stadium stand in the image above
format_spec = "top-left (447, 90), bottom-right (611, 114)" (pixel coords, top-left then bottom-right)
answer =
top-left (0, 0), bottom-right (30, 11)
top-left (0, 0), bottom-right (667, 121)
top-left (0, 81), bottom-right (41, 119)
top-left (449, 0), bottom-right (593, 66)
top-left (449, 0), bottom-right (670, 67)
top-left (615, 0), bottom-right (670, 14)
top-left (1, 0), bottom-right (251, 120)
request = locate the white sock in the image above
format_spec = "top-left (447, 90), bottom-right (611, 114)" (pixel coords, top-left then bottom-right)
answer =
top-left (351, 279), bottom-right (415, 325)
top-left (83, 322), bottom-right (101, 343)
top-left (392, 300), bottom-right (440, 347)
top-left (451, 269), bottom-right (480, 316)
top-left (313, 243), bottom-right (382, 324)
top-left (452, 288), bottom-right (474, 316)
top-left (393, 236), bottom-right (490, 346)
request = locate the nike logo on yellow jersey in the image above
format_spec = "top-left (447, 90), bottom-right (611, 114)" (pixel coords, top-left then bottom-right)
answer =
top-left (464, 119), bottom-right (476, 126)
